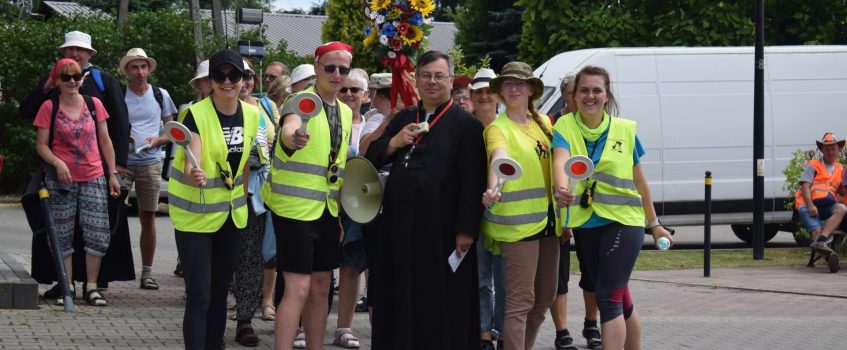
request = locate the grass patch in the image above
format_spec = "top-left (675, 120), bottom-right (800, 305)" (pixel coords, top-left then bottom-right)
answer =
top-left (570, 248), bottom-right (812, 271)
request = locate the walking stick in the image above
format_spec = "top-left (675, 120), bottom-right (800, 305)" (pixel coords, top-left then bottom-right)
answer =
top-left (38, 185), bottom-right (75, 312)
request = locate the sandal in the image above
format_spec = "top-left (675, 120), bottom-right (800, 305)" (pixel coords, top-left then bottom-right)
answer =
top-left (235, 324), bottom-right (260, 347)
top-left (140, 276), bottom-right (159, 290)
top-left (555, 333), bottom-right (577, 350)
top-left (84, 288), bottom-right (107, 306)
top-left (333, 328), bottom-right (360, 349)
top-left (261, 304), bottom-right (276, 321)
top-left (582, 326), bottom-right (602, 350)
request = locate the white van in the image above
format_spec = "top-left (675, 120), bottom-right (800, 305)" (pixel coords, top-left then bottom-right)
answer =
top-left (534, 46), bottom-right (847, 243)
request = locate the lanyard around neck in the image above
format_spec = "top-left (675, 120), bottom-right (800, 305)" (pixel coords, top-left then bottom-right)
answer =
top-left (414, 99), bottom-right (454, 144)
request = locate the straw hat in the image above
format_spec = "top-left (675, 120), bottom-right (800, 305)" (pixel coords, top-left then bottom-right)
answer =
top-left (119, 48), bottom-right (157, 74)
top-left (470, 68), bottom-right (496, 91)
top-left (58, 31), bottom-right (96, 54)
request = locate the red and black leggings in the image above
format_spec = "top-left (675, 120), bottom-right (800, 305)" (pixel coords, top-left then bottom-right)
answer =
top-left (574, 222), bottom-right (643, 323)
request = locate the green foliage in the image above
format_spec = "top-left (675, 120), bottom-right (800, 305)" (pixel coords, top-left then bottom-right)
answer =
top-left (0, 100), bottom-right (38, 194)
top-left (448, 47), bottom-right (490, 78)
top-left (781, 147), bottom-right (847, 240)
top-left (322, 0), bottom-right (380, 73)
top-left (512, 0), bottom-right (847, 67)
top-left (453, 0), bottom-right (520, 71)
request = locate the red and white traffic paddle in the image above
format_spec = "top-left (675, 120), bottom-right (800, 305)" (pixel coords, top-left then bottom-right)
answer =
top-left (489, 157), bottom-right (522, 208)
top-left (163, 121), bottom-right (199, 169)
top-left (281, 92), bottom-right (323, 135)
top-left (563, 155), bottom-right (594, 226)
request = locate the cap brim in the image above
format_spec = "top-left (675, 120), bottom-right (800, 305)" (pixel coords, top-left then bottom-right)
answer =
top-left (120, 57), bottom-right (157, 75)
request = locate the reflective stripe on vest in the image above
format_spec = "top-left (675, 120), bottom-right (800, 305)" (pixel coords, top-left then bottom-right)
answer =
top-left (480, 113), bottom-right (559, 243)
top-left (554, 112), bottom-right (644, 228)
top-left (261, 86), bottom-right (352, 221)
top-left (794, 160), bottom-right (843, 208)
top-left (167, 98), bottom-right (259, 232)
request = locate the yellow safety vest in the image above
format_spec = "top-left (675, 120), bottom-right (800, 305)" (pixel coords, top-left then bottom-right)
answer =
top-left (554, 112), bottom-right (644, 227)
top-left (261, 87), bottom-right (352, 220)
top-left (481, 114), bottom-right (560, 243)
top-left (168, 98), bottom-right (259, 232)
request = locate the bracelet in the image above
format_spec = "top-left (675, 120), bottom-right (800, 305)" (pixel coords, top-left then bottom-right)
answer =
top-left (646, 218), bottom-right (660, 229)
top-left (110, 170), bottom-right (118, 175)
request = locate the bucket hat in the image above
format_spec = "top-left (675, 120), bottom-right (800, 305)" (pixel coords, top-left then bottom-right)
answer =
top-left (120, 48), bottom-right (157, 74)
top-left (189, 60), bottom-right (209, 88)
top-left (58, 31), bottom-right (96, 54)
top-left (290, 64), bottom-right (316, 84)
top-left (490, 61), bottom-right (544, 101)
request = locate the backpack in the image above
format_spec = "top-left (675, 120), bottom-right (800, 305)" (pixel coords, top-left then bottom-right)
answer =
top-left (48, 95), bottom-right (98, 148)
top-left (123, 84), bottom-right (164, 111)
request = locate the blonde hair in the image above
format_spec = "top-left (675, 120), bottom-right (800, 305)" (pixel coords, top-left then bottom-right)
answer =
top-left (267, 75), bottom-right (293, 105)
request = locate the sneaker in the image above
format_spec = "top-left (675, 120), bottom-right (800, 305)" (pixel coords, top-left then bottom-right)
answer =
top-left (810, 240), bottom-right (835, 255)
top-left (293, 327), bottom-right (306, 349)
top-left (555, 331), bottom-right (577, 350)
top-left (583, 326), bottom-right (602, 350)
top-left (827, 252), bottom-right (840, 273)
top-left (173, 261), bottom-right (183, 277)
top-left (480, 340), bottom-right (495, 350)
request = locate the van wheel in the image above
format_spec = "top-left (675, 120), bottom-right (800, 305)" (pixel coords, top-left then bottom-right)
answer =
top-left (731, 224), bottom-right (779, 244)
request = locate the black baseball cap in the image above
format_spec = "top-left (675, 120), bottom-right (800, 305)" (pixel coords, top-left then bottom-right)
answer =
top-left (209, 49), bottom-right (244, 73)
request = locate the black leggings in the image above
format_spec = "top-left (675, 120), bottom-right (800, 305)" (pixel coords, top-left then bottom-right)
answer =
top-left (175, 216), bottom-right (242, 350)
top-left (575, 222), bottom-right (643, 323)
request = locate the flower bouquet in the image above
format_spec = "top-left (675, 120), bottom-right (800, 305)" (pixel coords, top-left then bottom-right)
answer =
top-left (363, 0), bottom-right (435, 108)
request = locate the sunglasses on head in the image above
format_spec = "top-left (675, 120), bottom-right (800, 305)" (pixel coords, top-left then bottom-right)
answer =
top-left (339, 87), bottom-right (361, 94)
top-left (318, 62), bottom-right (351, 75)
top-left (60, 73), bottom-right (84, 82)
top-left (210, 69), bottom-right (245, 84)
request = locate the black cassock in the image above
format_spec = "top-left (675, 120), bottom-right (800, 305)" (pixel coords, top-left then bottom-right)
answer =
top-left (365, 100), bottom-right (486, 350)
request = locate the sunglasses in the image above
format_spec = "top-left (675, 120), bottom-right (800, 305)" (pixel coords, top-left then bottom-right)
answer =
top-left (60, 73), bottom-right (84, 82)
top-left (339, 87), bottom-right (361, 94)
top-left (210, 69), bottom-right (245, 84)
top-left (317, 62), bottom-right (351, 75)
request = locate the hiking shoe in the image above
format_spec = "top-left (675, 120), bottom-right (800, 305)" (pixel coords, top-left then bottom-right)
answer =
top-left (583, 326), bottom-right (602, 349)
top-left (810, 240), bottom-right (835, 255)
top-left (555, 332), bottom-right (577, 350)
top-left (480, 340), bottom-right (495, 350)
top-left (827, 252), bottom-right (840, 273)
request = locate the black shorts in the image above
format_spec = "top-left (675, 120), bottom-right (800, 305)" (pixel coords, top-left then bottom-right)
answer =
top-left (557, 232), bottom-right (596, 295)
top-left (273, 208), bottom-right (340, 274)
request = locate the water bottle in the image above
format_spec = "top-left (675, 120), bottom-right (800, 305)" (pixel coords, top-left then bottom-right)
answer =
top-left (656, 236), bottom-right (671, 251)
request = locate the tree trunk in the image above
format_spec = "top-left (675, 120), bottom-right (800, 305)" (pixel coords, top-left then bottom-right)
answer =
top-left (116, 0), bottom-right (129, 29)
top-left (188, 0), bottom-right (204, 63)
top-left (211, 0), bottom-right (225, 47)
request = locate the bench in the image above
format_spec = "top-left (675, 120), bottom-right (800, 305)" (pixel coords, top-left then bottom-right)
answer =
top-left (807, 229), bottom-right (846, 272)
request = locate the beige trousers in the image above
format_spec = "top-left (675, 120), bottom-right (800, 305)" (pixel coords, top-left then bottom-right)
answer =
top-left (501, 235), bottom-right (560, 350)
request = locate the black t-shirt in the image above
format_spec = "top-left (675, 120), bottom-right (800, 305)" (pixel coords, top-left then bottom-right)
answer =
top-left (183, 103), bottom-right (244, 174)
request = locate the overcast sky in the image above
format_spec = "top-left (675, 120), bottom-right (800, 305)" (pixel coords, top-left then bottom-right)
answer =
top-left (271, 0), bottom-right (317, 11)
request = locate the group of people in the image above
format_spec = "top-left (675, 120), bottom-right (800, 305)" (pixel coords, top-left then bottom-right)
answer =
top-left (795, 132), bottom-right (847, 273)
top-left (22, 30), bottom-right (680, 350)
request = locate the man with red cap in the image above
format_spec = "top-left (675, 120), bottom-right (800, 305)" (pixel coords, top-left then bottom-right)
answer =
top-left (261, 41), bottom-right (354, 350)
top-left (796, 132), bottom-right (846, 272)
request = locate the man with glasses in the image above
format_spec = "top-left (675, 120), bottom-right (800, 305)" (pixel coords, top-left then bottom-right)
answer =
top-left (263, 61), bottom-right (289, 94)
top-left (364, 50), bottom-right (487, 349)
top-left (261, 41), bottom-right (354, 350)
top-left (21, 30), bottom-right (134, 299)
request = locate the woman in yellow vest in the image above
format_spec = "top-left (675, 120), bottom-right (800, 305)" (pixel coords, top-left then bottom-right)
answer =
top-left (481, 61), bottom-right (560, 350)
top-left (552, 65), bottom-right (672, 350)
top-left (167, 49), bottom-right (259, 350)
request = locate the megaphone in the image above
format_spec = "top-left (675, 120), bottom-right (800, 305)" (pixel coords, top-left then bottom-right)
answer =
top-left (164, 121), bottom-right (199, 168)
top-left (562, 155), bottom-right (594, 227)
top-left (281, 92), bottom-right (323, 134)
top-left (489, 157), bottom-right (522, 208)
top-left (340, 157), bottom-right (384, 224)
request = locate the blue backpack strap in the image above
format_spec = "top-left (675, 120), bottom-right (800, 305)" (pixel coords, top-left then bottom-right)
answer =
top-left (90, 68), bottom-right (105, 95)
top-left (259, 97), bottom-right (273, 119)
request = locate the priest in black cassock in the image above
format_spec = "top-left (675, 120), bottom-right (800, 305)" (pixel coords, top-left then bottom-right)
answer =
top-left (365, 51), bottom-right (486, 350)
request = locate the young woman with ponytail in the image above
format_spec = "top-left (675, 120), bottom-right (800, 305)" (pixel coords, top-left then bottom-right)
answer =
top-left (480, 61), bottom-right (560, 350)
